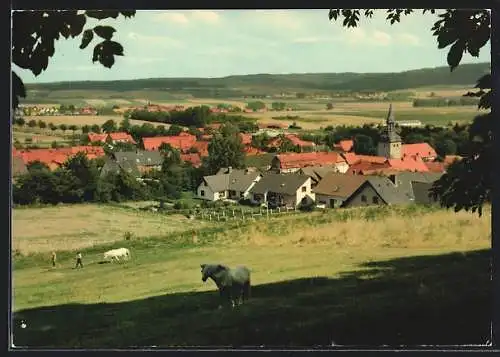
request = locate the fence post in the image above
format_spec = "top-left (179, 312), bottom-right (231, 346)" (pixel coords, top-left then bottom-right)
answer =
top-left (267, 208), bottom-right (269, 219)
top-left (217, 213), bottom-right (220, 221)
top-left (209, 214), bottom-right (212, 221)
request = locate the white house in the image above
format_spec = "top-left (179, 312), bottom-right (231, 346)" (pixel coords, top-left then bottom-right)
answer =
top-left (197, 167), bottom-right (262, 201)
top-left (249, 173), bottom-right (315, 208)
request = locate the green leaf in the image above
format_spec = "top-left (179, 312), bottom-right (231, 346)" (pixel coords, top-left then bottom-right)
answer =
top-left (475, 74), bottom-right (491, 89)
top-left (119, 11), bottom-right (136, 18)
top-left (478, 91), bottom-right (492, 110)
top-left (12, 71), bottom-right (26, 109)
top-left (447, 40), bottom-right (465, 71)
top-left (79, 29), bottom-right (94, 49)
top-left (85, 11), bottom-right (119, 20)
top-left (93, 25), bottom-right (116, 40)
top-left (67, 14), bottom-right (86, 37)
top-left (107, 41), bottom-right (124, 56)
top-left (436, 29), bottom-right (458, 49)
top-left (328, 9), bottom-right (340, 21)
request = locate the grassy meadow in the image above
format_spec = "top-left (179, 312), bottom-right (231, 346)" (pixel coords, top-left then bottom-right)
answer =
top-left (12, 203), bottom-right (491, 347)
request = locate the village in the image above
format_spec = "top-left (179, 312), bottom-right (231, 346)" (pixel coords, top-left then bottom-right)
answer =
top-left (12, 103), bottom-right (461, 213)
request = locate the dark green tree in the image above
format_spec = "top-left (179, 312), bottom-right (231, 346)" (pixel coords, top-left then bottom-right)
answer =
top-left (166, 124), bottom-right (184, 136)
top-left (206, 123), bottom-right (245, 174)
top-left (353, 134), bottom-right (376, 155)
top-left (119, 117), bottom-right (131, 132)
top-left (328, 8), bottom-right (491, 216)
top-left (90, 124), bottom-right (101, 133)
top-left (435, 139), bottom-right (458, 157)
top-left (62, 152), bottom-right (99, 201)
top-left (102, 119), bottom-right (117, 133)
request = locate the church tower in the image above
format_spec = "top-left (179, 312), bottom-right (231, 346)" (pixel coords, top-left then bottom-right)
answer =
top-left (377, 104), bottom-right (402, 159)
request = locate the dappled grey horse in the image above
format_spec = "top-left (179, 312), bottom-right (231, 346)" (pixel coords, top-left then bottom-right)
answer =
top-left (200, 264), bottom-right (251, 308)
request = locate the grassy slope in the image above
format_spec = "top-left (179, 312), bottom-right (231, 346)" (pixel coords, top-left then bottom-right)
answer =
top-left (12, 204), bottom-right (491, 347)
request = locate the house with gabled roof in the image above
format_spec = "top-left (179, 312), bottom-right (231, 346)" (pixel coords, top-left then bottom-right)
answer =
top-left (99, 157), bottom-right (141, 179)
top-left (249, 173), bottom-right (315, 208)
top-left (334, 139), bottom-right (354, 152)
top-left (197, 167), bottom-right (262, 201)
top-left (143, 133), bottom-right (197, 151)
top-left (107, 132), bottom-right (137, 145)
top-left (271, 152), bottom-right (349, 174)
top-left (87, 133), bottom-right (108, 143)
top-left (268, 134), bottom-right (316, 150)
top-left (298, 166), bottom-right (339, 187)
top-left (313, 172), bottom-right (367, 208)
top-left (180, 153), bottom-right (202, 168)
top-left (15, 146), bottom-right (105, 171)
top-left (112, 150), bottom-right (163, 174)
top-left (402, 143), bottom-right (437, 162)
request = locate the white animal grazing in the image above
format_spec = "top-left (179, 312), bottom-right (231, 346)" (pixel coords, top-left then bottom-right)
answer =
top-left (103, 248), bottom-right (131, 263)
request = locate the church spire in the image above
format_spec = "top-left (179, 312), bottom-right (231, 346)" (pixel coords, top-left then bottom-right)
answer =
top-left (386, 103), bottom-right (395, 125)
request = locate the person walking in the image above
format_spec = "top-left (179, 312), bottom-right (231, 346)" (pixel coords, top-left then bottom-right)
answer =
top-left (75, 252), bottom-right (83, 269)
top-left (51, 251), bottom-right (57, 268)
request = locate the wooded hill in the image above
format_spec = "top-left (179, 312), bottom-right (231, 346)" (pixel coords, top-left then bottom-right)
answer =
top-left (25, 62), bottom-right (490, 95)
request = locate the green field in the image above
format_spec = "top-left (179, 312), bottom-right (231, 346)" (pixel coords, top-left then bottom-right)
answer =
top-left (12, 203), bottom-right (491, 347)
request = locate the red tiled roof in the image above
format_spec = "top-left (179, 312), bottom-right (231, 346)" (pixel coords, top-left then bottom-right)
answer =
top-left (15, 146), bottom-right (105, 169)
top-left (244, 146), bottom-right (266, 156)
top-left (334, 139), bottom-right (354, 152)
top-left (180, 153), bottom-right (202, 167)
top-left (347, 154), bottom-right (430, 174)
top-left (276, 152), bottom-right (346, 169)
top-left (269, 134), bottom-right (315, 148)
top-left (425, 161), bottom-right (446, 173)
top-left (87, 133), bottom-right (108, 143)
top-left (240, 133), bottom-right (253, 145)
top-left (200, 134), bottom-right (213, 141)
top-left (143, 134), bottom-right (197, 151)
top-left (286, 134), bottom-right (315, 147)
top-left (192, 141), bottom-right (209, 156)
top-left (387, 156), bottom-right (429, 172)
top-left (109, 132), bottom-right (137, 144)
top-left (402, 143), bottom-right (437, 159)
top-left (341, 153), bottom-right (387, 165)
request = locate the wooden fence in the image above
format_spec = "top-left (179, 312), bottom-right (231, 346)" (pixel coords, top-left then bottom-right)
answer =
top-left (193, 206), bottom-right (299, 222)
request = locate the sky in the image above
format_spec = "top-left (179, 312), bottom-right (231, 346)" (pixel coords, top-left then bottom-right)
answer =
top-left (14, 10), bottom-right (491, 83)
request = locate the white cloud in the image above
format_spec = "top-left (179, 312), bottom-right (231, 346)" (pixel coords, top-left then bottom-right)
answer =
top-left (372, 30), bottom-right (391, 46)
top-left (190, 10), bottom-right (220, 24)
top-left (396, 33), bottom-right (421, 46)
top-left (151, 11), bottom-right (189, 24)
top-left (128, 32), bottom-right (184, 48)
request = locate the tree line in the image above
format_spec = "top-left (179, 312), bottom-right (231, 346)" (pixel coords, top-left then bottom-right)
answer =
top-left (412, 97), bottom-right (480, 107)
